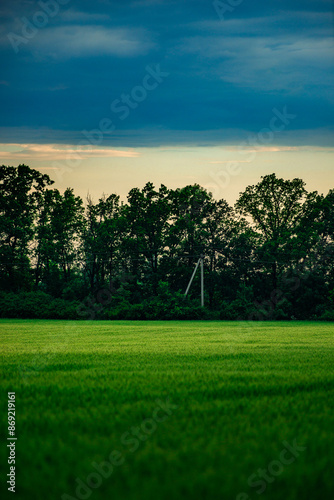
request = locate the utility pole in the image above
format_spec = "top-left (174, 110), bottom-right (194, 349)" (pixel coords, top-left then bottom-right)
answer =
top-left (184, 254), bottom-right (204, 307)
top-left (200, 254), bottom-right (204, 307)
top-left (184, 258), bottom-right (201, 298)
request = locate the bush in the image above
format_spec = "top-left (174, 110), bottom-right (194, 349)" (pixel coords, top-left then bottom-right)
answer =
top-left (0, 291), bottom-right (81, 319)
top-left (103, 282), bottom-right (212, 320)
top-left (318, 309), bottom-right (334, 321)
top-left (104, 298), bottom-right (211, 320)
top-left (219, 284), bottom-right (256, 320)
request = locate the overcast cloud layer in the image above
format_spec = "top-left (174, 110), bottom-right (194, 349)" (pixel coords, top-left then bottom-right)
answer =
top-left (0, 0), bottom-right (333, 147)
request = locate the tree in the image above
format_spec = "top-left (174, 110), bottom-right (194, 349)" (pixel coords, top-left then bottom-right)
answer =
top-left (167, 184), bottom-right (211, 263)
top-left (50, 188), bottom-right (84, 284)
top-left (33, 187), bottom-right (84, 295)
top-left (1, 165), bottom-right (333, 320)
top-left (34, 188), bottom-right (57, 287)
top-left (121, 183), bottom-right (171, 295)
top-left (0, 164), bottom-right (53, 291)
top-left (82, 193), bottom-right (122, 291)
top-left (235, 173), bottom-right (308, 290)
top-left (290, 189), bottom-right (334, 317)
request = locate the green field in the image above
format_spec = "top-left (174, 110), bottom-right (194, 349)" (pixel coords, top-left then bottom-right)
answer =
top-left (1, 320), bottom-right (334, 500)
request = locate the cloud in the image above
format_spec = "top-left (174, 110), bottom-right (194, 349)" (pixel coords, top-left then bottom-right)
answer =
top-left (0, 143), bottom-right (140, 161)
top-left (192, 12), bottom-right (334, 37)
top-left (178, 34), bottom-right (334, 91)
top-left (0, 1), bottom-right (333, 148)
top-left (132, 0), bottom-right (168, 5)
top-left (228, 146), bottom-right (300, 153)
top-left (28, 25), bottom-right (155, 59)
top-left (208, 160), bottom-right (252, 164)
top-left (59, 10), bottom-right (110, 23)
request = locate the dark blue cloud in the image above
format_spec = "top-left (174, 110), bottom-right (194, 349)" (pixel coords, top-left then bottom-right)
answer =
top-left (0, 0), bottom-right (333, 146)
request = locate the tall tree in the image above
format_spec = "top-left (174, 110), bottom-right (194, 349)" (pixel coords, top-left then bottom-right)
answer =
top-left (235, 173), bottom-right (308, 290)
top-left (0, 164), bottom-right (53, 291)
top-left (33, 187), bottom-right (84, 294)
top-left (121, 183), bottom-right (171, 294)
top-left (83, 193), bottom-right (122, 291)
top-left (167, 184), bottom-right (211, 264)
top-left (51, 188), bottom-right (84, 283)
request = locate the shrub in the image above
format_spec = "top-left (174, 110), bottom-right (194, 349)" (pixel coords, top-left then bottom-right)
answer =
top-left (318, 309), bottom-right (334, 321)
top-left (0, 291), bottom-right (81, 319)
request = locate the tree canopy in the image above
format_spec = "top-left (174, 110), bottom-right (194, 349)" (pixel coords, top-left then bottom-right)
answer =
top-left (0, 166), bottom-right (333, 320)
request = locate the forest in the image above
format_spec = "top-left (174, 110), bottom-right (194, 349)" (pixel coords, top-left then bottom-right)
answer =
top-left (0, 164), bottom-right (333, 320)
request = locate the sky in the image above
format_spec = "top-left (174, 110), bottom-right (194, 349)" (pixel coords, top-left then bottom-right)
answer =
top-left (0, 0), bottom-right (333, 204)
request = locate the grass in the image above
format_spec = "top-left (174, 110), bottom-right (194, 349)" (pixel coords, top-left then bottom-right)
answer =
top-left (0, 319), bottom-right (334, 500)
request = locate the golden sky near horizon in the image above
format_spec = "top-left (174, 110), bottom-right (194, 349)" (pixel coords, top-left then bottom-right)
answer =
top-left (1, 143), bottom-right (333, 205)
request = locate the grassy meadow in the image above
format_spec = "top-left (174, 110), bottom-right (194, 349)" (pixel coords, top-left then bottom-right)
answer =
top-left (1, 320), bottom-right (334, 500)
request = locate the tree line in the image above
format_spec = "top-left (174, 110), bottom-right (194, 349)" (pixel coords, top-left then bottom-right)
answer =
top-left (0, 164), bottom-right (333, 320)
